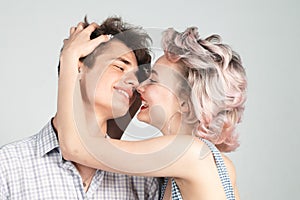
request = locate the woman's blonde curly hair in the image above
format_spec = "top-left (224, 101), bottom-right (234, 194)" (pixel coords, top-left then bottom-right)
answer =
top-left (162, 27), bottom-right (247, 152)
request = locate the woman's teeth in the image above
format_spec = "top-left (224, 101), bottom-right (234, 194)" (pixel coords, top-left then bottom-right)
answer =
top-left (142, 101), bottom-right (149, 108)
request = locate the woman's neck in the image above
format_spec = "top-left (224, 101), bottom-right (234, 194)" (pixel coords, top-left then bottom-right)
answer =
top-left (162, 113), bottom-right (195, 136)
top-left (170, 122), bottom-right (195, 136)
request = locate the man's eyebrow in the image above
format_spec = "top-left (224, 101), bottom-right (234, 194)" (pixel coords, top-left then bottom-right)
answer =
top-left (116, 57), bottom-right (131, 65)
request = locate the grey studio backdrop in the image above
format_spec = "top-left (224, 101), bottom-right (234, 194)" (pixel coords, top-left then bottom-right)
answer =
top-left (0, 0), bottom-right (299, 199)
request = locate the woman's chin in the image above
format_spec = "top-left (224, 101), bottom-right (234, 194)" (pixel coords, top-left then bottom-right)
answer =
top-left (136, 113), bottom-right (150, 124)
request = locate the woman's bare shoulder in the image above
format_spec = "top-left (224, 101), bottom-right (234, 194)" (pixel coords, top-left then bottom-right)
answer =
top-left (221, 154), bottom-right (237, 185)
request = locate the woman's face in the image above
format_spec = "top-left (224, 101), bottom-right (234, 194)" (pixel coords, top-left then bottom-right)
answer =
top-left (137, 55), bottom-right (185, 134)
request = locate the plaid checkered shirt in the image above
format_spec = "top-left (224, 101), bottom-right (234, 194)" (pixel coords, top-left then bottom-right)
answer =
top-left (0, 119), bottom-right (160, 200)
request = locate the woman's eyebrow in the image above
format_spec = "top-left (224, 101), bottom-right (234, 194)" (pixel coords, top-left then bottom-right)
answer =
top-left (151, 69), bottom-right (158, 75)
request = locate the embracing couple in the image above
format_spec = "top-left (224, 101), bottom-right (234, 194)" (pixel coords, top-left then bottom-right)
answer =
top-left (0, 16), bottom-right (247, 200)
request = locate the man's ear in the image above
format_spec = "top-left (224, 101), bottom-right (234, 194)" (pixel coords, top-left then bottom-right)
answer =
top-left (78, 62), bottom-right (85, 79)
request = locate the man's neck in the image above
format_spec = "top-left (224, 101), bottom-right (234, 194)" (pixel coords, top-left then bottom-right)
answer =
top-left (73, 162), bottom-right (96, 176)
top-left (81, 103), bottom-right (108, 136)
top-left (52, 116), bottom-right (97, 192)
top-left (73, 162), bottom-right (96, 192)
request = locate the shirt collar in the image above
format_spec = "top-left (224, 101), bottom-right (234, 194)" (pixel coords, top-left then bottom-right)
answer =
top-left (36, 118), bottom-right (60, 157)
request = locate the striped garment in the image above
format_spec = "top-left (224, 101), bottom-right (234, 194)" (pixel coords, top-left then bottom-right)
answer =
top-left (160, 138), bottom-right (235, 200)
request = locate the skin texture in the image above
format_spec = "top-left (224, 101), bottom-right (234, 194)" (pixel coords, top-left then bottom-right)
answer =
top-left (56, 24), bottom-right (240, 199)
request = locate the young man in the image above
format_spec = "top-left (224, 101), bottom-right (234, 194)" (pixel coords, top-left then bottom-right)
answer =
top-left (0, 17), bottom-right (160, 199)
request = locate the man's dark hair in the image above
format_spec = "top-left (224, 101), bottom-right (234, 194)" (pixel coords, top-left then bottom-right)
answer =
top-left (58, 16), bottom-right (152, 82)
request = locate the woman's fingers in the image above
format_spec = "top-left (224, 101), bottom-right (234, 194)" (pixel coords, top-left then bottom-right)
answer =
top-left (86, 35), bottom-right (111, 54)
top-left (70, 22), bottom-right (100, 38)
top-left (69, 27), bottom-right (76, 35)
top-left (68, 21), bottom-right (86, 36)
top-left (63, 21), bottom-right (112, 59)
top-left (63, 38), bottom-right (68, 45)
top-left (83, 22), bottom-right (100, 35)
top-left (75, 22), bottom-right (85, 33)
top-left (76, 22), bottom-right (110, 56)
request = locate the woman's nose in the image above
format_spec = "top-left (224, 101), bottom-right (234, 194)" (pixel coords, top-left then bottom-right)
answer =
top-left (136, 82), bottom-right (145, 94)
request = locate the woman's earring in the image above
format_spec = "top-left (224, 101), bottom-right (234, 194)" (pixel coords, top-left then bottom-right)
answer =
top-left (167, 111), bottom-right (182, 135)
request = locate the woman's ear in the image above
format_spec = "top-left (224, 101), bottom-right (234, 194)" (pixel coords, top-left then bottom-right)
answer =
top-left (180, 100), bottom-right (189, 114)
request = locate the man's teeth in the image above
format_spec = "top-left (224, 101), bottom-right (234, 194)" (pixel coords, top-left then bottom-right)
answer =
top-left (117, 89), bottom-right (129, 99)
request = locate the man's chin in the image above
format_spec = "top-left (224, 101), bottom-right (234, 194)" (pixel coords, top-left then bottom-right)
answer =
top-left (111, 105), bottom-right (130, 118)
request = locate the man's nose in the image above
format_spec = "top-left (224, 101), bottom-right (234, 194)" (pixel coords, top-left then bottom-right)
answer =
top-left (123, 71), bottom-right (139, 89)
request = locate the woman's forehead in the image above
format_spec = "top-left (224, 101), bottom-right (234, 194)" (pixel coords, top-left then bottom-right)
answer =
top-left (152, 56), bottom-right (182, 75)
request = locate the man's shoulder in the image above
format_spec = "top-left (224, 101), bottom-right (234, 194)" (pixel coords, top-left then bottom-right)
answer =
top-left (0, 133), bottom-right (39, 160)
top-left (0, 120), bottom-right (55, 162)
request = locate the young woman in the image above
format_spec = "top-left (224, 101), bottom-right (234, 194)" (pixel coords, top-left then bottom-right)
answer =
top-left (56, 22), bottom-right (247, 200)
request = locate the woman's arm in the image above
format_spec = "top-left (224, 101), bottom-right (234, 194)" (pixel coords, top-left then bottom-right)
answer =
top-left (56, 23), bottom-right (210, 179)
top-left (55, 22), bottom-right (111, 168)
top-left (63, 126), bottom-right (200, 177)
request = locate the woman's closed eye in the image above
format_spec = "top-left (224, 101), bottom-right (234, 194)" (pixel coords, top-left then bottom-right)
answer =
top-left (147, 69), bottom-right (159, 84)
top-left (149, 79), bottom-right (157, 83)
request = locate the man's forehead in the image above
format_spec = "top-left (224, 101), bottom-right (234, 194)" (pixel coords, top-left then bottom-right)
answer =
top-left (103, 40), bottom-right (137, 65)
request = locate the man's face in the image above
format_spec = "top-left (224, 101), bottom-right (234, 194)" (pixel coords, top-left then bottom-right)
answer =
top-left (80, 40), bottom-right (139, 120)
